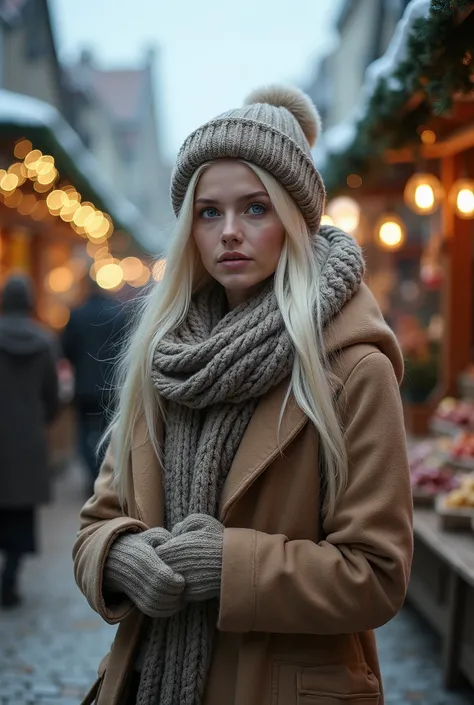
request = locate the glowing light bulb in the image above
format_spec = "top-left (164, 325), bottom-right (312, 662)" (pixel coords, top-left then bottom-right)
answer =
top-left (95, 263), bottom-right (124, 290)
top-left (47, 190), bottom-right (68, 214)
top-left (47, 267), bottom-right (74, 293)
top-left (414, 184), bottom-right (435, 211)
top-left (14, 139), bottom-right (32, 159)
top-left (73, 203), bottom-right (95, 227)
top-left (404, 173), bottom-right (444, 215)
top-left (8, 163), bottom-right (27, 186)
top-left (121, 257), bottom-right (144, 282)
top-left (376, 214), bottom-right (406, 251)
top-left (456, 188), bottom-right (474, 216)
top-left (379, 222), bottom-right (402, 248)
top-left (0, 173), bottom-right (19, 192)
top-left (24, 149), bottom-right (43, 168)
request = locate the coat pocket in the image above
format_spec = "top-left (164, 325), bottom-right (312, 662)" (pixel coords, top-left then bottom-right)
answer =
top-left (272, 662), bottom-right (380, 705)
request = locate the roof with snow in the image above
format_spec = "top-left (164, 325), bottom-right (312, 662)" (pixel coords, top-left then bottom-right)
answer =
top-left (314, 0), bottom-right (432, 171)
top-left (315, 0), bottom-right (474, 193)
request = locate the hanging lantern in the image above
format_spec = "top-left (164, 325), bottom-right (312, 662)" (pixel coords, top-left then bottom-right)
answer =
top-left (326, 196), bottom-right (360, 234)
top-left (449, 179), bottom-right (474, 219)
top-left (404, 173), bottom-right (445, 215)
top-left (375, 213), bottom-right (406, 251)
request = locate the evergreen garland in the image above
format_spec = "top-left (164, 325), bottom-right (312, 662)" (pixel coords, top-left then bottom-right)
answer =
top-left (323, 0), bottom-right (474, 194)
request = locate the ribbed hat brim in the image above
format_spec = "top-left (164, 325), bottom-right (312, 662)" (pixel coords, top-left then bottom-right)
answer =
top-left (171, 117), bottom-right (325, 233)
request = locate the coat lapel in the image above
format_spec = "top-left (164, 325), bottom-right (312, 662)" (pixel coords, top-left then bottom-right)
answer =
top-left (219, 380), bottom-right (307, 522)
top-left (131, 414), bottom-right (165, 527)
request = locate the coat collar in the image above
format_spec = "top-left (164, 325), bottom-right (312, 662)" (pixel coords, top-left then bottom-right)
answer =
top-left (130, 379), bottom-right (307, 527)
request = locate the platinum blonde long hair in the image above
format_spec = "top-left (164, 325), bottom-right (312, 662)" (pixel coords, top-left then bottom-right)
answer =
top-left (105, 162), bottom-right (348, 517)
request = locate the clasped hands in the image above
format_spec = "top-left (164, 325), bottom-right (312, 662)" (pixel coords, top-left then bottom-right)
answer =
top-left (104, 513), bottom-right (224, 619)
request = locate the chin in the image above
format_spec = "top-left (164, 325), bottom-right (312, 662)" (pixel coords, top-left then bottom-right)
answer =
top-left (217, 273), bottom-right (260, 290)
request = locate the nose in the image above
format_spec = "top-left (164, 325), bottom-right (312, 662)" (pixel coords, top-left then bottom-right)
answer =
top-left (220, 212), bottom-right (243, 247)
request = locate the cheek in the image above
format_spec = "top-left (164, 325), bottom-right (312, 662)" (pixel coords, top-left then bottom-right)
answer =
top-left (255, 223), bottom-right (285, 261)
top-left (193, 227), bottom-right (212, 263)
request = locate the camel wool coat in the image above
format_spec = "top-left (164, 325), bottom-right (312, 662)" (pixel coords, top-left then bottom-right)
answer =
top-left (73, 283), bottom-right (413, 705)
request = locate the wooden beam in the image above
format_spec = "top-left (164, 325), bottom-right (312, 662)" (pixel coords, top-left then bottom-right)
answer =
top-left (385, 122), bottom-right (474, 163)
top-left (438, 153), bottom-right (473, 397)
top-left (457, 4), bottom-right (474, 24)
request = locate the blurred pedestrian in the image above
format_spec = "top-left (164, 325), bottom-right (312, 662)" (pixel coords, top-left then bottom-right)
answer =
top-left (74, 86), bottom-right (412, 705)
top-left (0, 275), bottom-right (59, 609)
top-left (62, 278), bottom-right (127, 496)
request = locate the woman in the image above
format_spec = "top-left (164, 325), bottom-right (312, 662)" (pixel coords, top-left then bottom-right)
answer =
top-left (74, 86), bottom-right (413, 705)
top-left (0, 275), bottom-right (59, 608)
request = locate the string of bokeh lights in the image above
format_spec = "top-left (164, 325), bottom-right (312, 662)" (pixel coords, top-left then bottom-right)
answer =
top-left (0, 138), bottom-right (166, 292)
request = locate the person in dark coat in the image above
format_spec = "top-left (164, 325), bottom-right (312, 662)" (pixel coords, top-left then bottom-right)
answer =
top-left (61, 279), bottom-right (128, 495)
top-left (0, 275), bottom-right (59, 608)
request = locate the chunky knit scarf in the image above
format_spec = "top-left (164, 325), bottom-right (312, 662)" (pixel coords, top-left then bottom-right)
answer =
top-left (137, 225), bottom-right (364, 705)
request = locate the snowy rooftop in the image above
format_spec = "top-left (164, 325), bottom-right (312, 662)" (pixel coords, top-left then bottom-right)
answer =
top-left (314, 0), bottom-right (431, 172)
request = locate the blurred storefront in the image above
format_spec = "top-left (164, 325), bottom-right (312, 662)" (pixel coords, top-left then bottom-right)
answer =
top-left (0, 1), bottom-right (167, 325)
top-left (315, 0), bottom-right (474, 426)
top-left (0, 91), bottom-right (168, 470)
top-left (314, 0), bottom-right (474, 694)
top-left (0, 97), bottom-right (162, 330)
top-left (0, 0), bottom-right (168, 470)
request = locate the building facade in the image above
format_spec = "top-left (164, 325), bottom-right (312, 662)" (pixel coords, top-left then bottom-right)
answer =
top-left (68, 48), bottom-right (173, 239)
top-left (307, 0), bottom-right (413, 129)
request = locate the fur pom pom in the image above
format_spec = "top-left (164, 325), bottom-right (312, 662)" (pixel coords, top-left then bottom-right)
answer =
top-left (244, 85), bottom-right (321, 148)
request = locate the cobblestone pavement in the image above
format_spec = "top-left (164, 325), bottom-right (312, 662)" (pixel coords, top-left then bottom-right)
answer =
top-left (1, 463), bottom-right (473, 705)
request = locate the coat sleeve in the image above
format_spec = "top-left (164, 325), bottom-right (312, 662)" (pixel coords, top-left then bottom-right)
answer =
top-left (218, 351), bottom-right (413, 635)
top-left (72, 438), bottom-right (149, 625)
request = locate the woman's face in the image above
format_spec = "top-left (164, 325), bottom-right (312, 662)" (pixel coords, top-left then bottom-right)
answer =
top-left (192, 160), bottom-right (285, 309)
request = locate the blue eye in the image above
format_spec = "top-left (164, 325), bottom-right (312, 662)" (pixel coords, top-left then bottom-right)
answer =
top-left (200, 207), bottom-right (220, 219)
top-left (247, 203), bottom-right (266, 215)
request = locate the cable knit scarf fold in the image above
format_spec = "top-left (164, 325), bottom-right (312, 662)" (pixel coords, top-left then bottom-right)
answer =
top-left (137, 225), bottom-right (365, 705)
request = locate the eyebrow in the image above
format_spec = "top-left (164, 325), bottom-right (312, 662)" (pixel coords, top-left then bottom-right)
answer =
top-left (194, 190), bottom-right (269, 205)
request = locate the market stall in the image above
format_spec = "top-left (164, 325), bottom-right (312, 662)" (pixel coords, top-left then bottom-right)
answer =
top-left (407, 395), bottom-right (474, 690)
top-left (318, 0), bottom-right (474, 692)
top-left (318, 0), bottom-right (474, 431)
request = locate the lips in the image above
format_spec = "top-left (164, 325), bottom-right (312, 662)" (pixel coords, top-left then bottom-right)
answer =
top-left (217, 252), bottom-right (250, 262)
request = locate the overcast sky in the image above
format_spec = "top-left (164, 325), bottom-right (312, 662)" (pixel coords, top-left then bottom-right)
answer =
top-left (49, 0), bottom-right (343, 160)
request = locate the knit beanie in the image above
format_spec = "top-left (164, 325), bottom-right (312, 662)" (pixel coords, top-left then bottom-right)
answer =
top-left (170, 85), bottom-right (326, 233)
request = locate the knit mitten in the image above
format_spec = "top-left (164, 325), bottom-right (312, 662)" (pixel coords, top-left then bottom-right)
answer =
top-left (103, 529), bottom-right (185, 619)
top-left (156, 514), bottom-right (224, 602)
